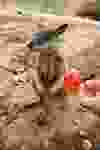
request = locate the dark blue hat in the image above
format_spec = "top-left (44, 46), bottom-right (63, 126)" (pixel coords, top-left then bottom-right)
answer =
top-left (96, 144), bottom-right (100, 150)
top-left (32, 32), bottom-right (48, 48)
top-left (96, 22), bottom-right (100, 31)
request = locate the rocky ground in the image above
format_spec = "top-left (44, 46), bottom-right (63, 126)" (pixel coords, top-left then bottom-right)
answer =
top-left (0, 0), bottom-right (99, 150)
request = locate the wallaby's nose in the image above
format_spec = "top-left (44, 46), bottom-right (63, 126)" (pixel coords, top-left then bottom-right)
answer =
top-left (39, 51), bottom-right (64, 88)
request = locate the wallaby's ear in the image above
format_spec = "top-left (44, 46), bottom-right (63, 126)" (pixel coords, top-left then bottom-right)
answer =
top-left (76, 1), bottom-right (96, 20)
top-left (77, 9), bottom-right (96, 20)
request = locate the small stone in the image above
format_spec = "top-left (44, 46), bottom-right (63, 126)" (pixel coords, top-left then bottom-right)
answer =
top-left (82, 139), bottom-right (92, 150)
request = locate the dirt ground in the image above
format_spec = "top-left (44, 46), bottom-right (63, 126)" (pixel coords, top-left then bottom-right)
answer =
top-left (0, 0), bottom-right (99, 150)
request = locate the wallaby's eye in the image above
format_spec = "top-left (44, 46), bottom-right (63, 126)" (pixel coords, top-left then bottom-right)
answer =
top-left (55, 24), bottom-right (68, 34)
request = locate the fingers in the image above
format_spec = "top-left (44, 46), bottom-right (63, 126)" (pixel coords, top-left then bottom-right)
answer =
top-left (85, 80), bottom-right (100, 91)
top-left (80, 80), bottom-right (100, 96)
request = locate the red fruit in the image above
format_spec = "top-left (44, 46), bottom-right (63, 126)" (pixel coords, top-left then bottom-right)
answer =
top-left (64, 70), bottom-right (80, 90)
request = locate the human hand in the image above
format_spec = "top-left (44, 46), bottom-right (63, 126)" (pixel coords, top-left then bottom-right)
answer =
top-left (80, 80), bottom-right (100, 96)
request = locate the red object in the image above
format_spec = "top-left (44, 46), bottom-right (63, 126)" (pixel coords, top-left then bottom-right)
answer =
top-left (64, 70), bottom-right (80, 90)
